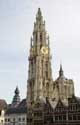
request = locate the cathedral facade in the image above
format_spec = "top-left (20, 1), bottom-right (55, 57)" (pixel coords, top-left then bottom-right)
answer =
top-left (27, 8), bottom-right (80, 125)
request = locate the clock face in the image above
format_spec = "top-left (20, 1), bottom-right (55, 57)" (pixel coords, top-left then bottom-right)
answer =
top-left (41, 46), bottom-right (48, 55)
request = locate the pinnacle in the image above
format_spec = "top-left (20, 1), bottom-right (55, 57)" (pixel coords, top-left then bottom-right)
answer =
top-left (36, 8), bottom-right (43, 21)
top-left (37, 8), bottom-right (42, 16)
top-left (59, 63), bottom-right (64, 77)
top-left (15, 86), bottom-right (19, 95)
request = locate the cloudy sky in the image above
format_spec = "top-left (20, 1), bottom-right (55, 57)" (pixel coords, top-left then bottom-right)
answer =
top-left (0, 0), bottom-right (80, 103)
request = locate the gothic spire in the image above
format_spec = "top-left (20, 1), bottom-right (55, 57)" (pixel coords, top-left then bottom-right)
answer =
top-left (36, 8), bottom-right (42, 18)
top-left (59, 64), bottom-right (64, 77)
top-left (36, 8), bottom-right (43, 23)
top-left (27, 8), bottom-right (53, 106)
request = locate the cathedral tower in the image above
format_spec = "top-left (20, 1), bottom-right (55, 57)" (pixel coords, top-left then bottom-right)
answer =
top-left (27, 8), bottom-right (53, 106)
top-left (26, 8), bottom-right (78, 125)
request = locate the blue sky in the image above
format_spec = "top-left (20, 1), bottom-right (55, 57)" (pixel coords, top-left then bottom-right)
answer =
top-left (0, 0), bottom-right (80, 103)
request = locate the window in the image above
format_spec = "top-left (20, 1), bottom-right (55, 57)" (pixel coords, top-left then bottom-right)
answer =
top-left (40, 33), bottom-right (42, 42)
top-left (63, 115), bottom-right (66, 120)
top-left (73, 115), bottom-right (77, 120)
top-left (22, 118), bottom-right (25, 122)
top-left (68, 115), bottom-right (72, 120)
top-left (45, 71), bottom-right (48, 78)
top-left (45, 62), bottom-right (48, 78)
top-left (5, 118), bottom-right (7, 122)
top-left (13, 118), bottom-right (15, 121)
top-left (45, 63), bottom-right (48, 69)
top-left (19, 117), bottom-right (21, 122)
top-left (59, 116), bottom-right (62, 121)
top-left (69, 105), bottom-right (72, 111)
top-left (78, 115), bottom-right (80, 120)
top-left (8, 118), bottom-right (10, 122)
top-left (1, 120), bottom-right (3, 123)
top-left (36, 33), bottom-right (37, 41)
top-left (55, 116), bottom-right (58, 121)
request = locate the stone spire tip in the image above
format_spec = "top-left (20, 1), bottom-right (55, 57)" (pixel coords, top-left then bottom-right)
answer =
top-left (59, 63), bottom-right (64, 77)
top-left (36, 8), bottom-right (42, 20)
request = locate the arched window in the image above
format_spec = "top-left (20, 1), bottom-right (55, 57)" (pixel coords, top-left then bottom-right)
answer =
top-left (40, 33), bottom-right (42, 42)
top-left (45, 62), bottom-right (48, 78)
top-left (46, 82), bottom-right (49, 97)
top-left (36, 33), bottom-right (37, 41)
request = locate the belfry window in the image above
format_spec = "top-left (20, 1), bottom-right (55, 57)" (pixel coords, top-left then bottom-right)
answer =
top-left (45, 71), bottom-right (48, 78)
top-left (36, 33), bottom-right (37, 41)
top-left (45, 62), bottom-right (48, 78)
top-left (40, 33), bottom-right (42, 42)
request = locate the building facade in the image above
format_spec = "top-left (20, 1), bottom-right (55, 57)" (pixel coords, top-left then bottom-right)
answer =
top-left (4, 87), bottom-right (27, 125)
top-left (27, 8), bottom-right (80, 125)
top-left (0, 99), bottom-right (7, 125)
